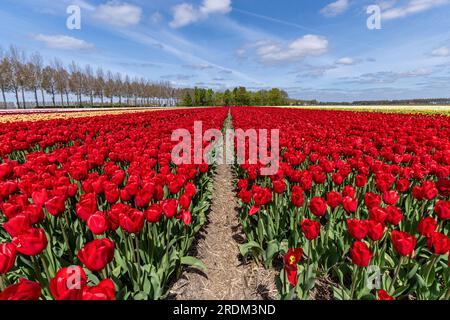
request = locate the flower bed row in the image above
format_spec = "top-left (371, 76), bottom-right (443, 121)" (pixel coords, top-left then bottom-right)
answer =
top-left (0, 108), bottom-right (228, 300)
top-left (232, 107), bottom-right (450, 300)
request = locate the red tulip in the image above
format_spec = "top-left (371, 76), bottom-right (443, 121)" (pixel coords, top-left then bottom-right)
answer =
top-left (50, 266), bottom-right (87, 300)
top-left (82, 279), bottom-right (116, 300)
top-left (161, 199), bottom-right (178, 219)
top-left (12, 228), bottom-right (48, 256)
top-left (45, 196), bottom-right (66, 216)
top-left (291, 185), bottom-right (304, 208)
top-left (0, 243), bottom-right (16, 274)
top-left (145, 204), bottom-right (163, 223)
top-left (350, 241), bottom-right (373, 267)
top-left (301, 219), bottom-right (321, 240)
top-left (326, 191), bottom-right (342, 209)
top-left (87, 211), bottom-right (109, 235)
top-left (391, 230), bottom-right (416, 256)
top-left (309, 197), bottom-right (327, 217)
top-left (417, 217), bottom-right (437, 237)
top-left (77, 238), bottom-right (115, 272)
top-left (3, 214), bottom-right (31, 237)
top-left (367, 220), bottom-right (385, 241)
top-left (342, 196), bottom-right (357, 213)
top-left (347, 219), bottom-right (368, 240)
top-left (284, 248), bottom-right (303, 286)
top-left (0, 278), bottom-right (41, 300)
top-left (434, 200), bottom-right (450, 220)
top-left (377, 289), bottom-right (394, 300)
top-left (427, 232), bottom-right (450, 255)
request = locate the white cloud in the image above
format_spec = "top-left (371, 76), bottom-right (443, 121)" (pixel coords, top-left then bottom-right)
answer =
top-left (320, 0), bottom-right (349, 17)
top-left (253, 35), bottom-right (329, 64)
top-left (382, 0), bottom-right (449, 20)
top-left (94, 1), bottom-right (142, 27)
top-left (200, 0), bottom-right (232, 14)
top-left (335, 57), bottom-right (359, 65)
top-left (32, 34), bottom-right (94, 50)
top-left (170, 0), bottom-right (232, 28)
top-left (431, 46), bottom-right (450, 57)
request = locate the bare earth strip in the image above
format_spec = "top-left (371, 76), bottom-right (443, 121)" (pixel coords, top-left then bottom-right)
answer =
top-left (169, 162), bottom-right (278, 300)
top-left (170, 113), bottom-right (277, 300)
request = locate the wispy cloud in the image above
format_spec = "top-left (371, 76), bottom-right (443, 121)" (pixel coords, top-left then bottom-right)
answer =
top-left (335, 57), bottom-right (361, 65)
top-left (94, 1), bottom-right (142, 27)
top-left (382, 0), bottom-right (449, 20)
top-left (170, 0), bottom-right (232, 28)
top-left (183, 63), bottom-right (214, 70)
top-left (320, 0), bottom-right (349, 17)
top-left (32, 34), bottom-right (94, 50)
top-left (246, 35), bottom-right (329, 65)
top-left (431, 46), bottom-right (450, 57)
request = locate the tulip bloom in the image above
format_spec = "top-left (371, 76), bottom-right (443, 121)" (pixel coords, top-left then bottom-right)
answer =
top-left (350, 241), bottom-right (373, 267)
top-left (284, 248), bottom-right (303, 286)
top-left (12, 228), bottom-right (48, 256)
top-left (309, 197), bottom-right (327, 217)
top-left (50, 266), bottom-right (87, 300)
top-left (301, 219), bottom-right (321, 241)
top-left (0, 278), bottom-right (41, 300)
top-left (0, 243), bottom-right (17, 274)
top-left (391, 230), bottom-right (416, 257)
top-left (82, 279), bottom-right (116, 300)
top-left (77, 238), bottom-right (115, 272)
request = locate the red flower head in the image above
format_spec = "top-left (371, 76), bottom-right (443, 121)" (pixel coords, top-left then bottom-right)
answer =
top-left (377, 289), bottom-right (394, 300)
top-left (417, 217), bottom-right (437, 237)
top-left (347, 219), bottom-right (368, 240)
top-left (12, 228), bottom-right (48, 256)
top-left (326, 191), bottom-right (342, 209)
top-left (369, 206), bottom-right (388, 224)
top-left (355, 174), bottom-right (367, 188)
top-left (309, 197), bottom-right (327, 217)
top-left (31, 189), bottom-right (48, 207)
top-left (364, 192), bottom-right (381, 209)
top-left (273, 180), bottom-right (286, 194)
top-left (161, 199), bottom-right (178, 219)
top-left (87, 211), bottom-right (109, 235)
top-left (382, 191), bottom-right (400, 206)
top-left (177, 211), bottom-right (192, 226)
top-left (76, 193), bottom-right (98, 221)
top-left (179, 194), bottom-right (191, 210)
top-left (434, 201), bottom-right (450, 220)
top-left (385, 206), bottom-right (403, 226)
top-left (82, 279), bottom-right (116, 301)
top-left (342, 196), bottom-right (357, 213)
top-left (367, 220), bottom-right (385, 241)
top-left (145, 203), bottom-right (163, 223)
top-left (391, 230), bottom-right (416, 257)
top-left (0, 278), bottom-right (41, 300)
top-left (3, 214), bottom-right (31, 238)
top-left (350, 241), bottom-right (373, 267)
top-left (119, 209), bottom-right (145, 234)
top-left (0, 243), bottom-right (17, 274)
top-left (50, 266), bottom-right (87, 300)
top-left (427, 232), bottom-right (450, 255)
top-left (301, 219), bottom-right (321, 241)
top-left (45, 196), bottom-right (66, 217)
top-left (77, 238), bottom-right (115, 272)
top-left (342, 186), bottom-right (356, 198)
top-left (291, 185), bottom-right (304, 208)
top-left (284, 248), bottom-right (303, 286)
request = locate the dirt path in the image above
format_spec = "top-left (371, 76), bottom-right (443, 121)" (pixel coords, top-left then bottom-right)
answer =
top-left (169, 118), bottom-right (277, 300)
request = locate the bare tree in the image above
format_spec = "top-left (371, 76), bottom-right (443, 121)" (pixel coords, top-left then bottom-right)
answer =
top-left (42, 66), bottom-right (57, 107)
top-left (28, 52), bottom-right (44, 108)
top-left (0, 47), bottom-right (12, 108)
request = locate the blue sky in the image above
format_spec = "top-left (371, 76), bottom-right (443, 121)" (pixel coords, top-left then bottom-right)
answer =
top-left (1, 0), bottom-right (450, 101)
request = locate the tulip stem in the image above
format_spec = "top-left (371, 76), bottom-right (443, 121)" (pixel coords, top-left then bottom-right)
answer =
top-left (60, 218), bottom-right (71, 253)
top-left (389, 256), bottom-right (403, 293)
top-left (350, 265), bottom-right (359, 300)
top-left (0, 274), bottom-right (5, 291)
top-left (445, 286), bottom-right (450, 300)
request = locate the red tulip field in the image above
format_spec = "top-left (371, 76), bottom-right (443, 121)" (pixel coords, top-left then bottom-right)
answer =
top-left (0, 106), bottom-right (449, 301)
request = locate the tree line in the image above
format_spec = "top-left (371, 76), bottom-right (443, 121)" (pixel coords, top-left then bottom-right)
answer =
top-left (180, 87), bottom-right (289, 107)
top-left (0, 46), bottom-right (182, 109)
